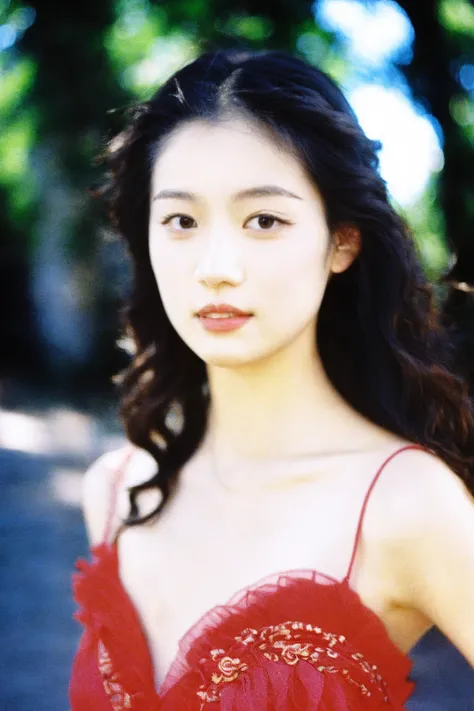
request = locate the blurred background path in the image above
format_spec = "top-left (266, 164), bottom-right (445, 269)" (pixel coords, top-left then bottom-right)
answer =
top-left (0, 388), bottom-right (125, 711)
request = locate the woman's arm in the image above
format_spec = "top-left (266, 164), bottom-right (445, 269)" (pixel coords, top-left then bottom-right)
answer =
top-left (386, 449), bottom-right (474, 668)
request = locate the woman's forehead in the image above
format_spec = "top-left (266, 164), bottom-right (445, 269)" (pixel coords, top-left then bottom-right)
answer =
top-left (150, 118), bottom-right (317, 201)
top-left (153, 116), bottom-right (289, 164)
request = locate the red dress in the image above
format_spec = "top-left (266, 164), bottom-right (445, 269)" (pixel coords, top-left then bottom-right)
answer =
top-left (69, 444), bottom-right (424, 710)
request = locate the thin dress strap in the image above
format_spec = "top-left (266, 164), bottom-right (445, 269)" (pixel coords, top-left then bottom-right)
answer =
top-left (102, 443), bottom-right (136, 545)
top-left (343, 443), bottom-right (427, 582)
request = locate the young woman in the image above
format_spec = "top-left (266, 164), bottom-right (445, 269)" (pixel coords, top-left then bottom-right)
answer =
top-left (69, 48), bottom-right (474, 710)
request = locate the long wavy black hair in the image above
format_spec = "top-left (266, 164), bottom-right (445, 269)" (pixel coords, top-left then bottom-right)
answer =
top-left (97, 48), bottom-right (474, 527)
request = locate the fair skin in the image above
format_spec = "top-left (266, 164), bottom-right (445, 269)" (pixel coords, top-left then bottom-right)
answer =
top-left (149, 116), bottom-right (382, 478)
top-left (82, 116), bottom-right (474, 691)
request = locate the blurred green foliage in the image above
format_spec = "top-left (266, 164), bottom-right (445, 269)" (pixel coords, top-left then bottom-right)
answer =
top-left (0, 2), bottom-right (37, 228)
top-left (401, 177), bottom-right (450, 281)
top-left (1, 0), bottom-right (473, 388)
top-left (440, 0), bottom-right (474, 33)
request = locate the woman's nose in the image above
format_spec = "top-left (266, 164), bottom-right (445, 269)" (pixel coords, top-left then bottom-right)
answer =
top-left (194, 232), bottom-right (245, 287)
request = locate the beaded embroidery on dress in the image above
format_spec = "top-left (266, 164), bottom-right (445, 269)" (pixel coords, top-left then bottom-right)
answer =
top-left (69, 444), bottom-right (423, 710)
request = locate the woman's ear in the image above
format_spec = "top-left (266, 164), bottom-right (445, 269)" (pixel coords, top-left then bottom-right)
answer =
top-left (330, 225), bottom-right (361, 274)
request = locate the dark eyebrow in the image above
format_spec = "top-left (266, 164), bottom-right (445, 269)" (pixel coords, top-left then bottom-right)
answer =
top-left (152, 185), bottom-right (303, 202)
top-left (232, 186), bottom-right (303, 202)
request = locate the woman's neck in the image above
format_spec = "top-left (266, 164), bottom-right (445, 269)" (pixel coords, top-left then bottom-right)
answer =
top-left (204, 337), bottom-right (388, 486)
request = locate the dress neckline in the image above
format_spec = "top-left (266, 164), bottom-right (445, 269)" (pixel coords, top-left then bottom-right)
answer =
top-left (88, 538), bottom-right (411, 700)
top-left (75, 443), bottom-right (426, 703)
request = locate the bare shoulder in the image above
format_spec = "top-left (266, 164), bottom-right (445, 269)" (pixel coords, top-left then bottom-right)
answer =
top-left (355, 442), bottom-right (472, 608)
top-left (363, 442), bottom-right (474, 633)
top-left (82, 444), bottom-right (159, 546)
top-left (81, 446), bottom-right (131, 546)
top-left (364, 441), bottom-right (473, 544)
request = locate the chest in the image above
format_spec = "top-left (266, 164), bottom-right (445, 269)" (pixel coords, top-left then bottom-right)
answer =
top-left (115, 468), bottom-right (389, 689)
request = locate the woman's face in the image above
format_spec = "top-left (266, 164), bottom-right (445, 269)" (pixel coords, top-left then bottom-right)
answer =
top-left (148, 116), bottom-right (346, 368)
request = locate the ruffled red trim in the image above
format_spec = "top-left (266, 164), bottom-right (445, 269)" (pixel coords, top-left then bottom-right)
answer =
top-left (72, 542), bottom-right (159, 711)
top-left (70, 545), bottom-right (415, 710)
top-left (159, 570), bottom-right (414, 709)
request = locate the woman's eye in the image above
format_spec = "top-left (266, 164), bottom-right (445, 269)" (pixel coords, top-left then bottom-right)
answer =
top-left (161, 214), bottom-right (197, 230)
top-left (160, 212), bottom-right (289, 233)
top-left (246, 214), bottom-right (287, 231)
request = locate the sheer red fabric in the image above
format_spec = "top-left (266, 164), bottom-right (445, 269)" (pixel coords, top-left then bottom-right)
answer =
top-left (69, 444), bottom-right (424, 710)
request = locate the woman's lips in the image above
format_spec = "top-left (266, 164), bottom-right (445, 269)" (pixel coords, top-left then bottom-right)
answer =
top-left (197, 314), bottom-right (253, 332)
